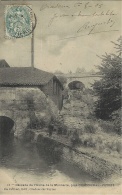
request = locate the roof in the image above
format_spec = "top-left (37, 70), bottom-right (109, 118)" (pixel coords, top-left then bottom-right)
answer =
top-left (0, 67), bottom-right (63, 88)
top-left (0, 60), bottom-right (10, 68)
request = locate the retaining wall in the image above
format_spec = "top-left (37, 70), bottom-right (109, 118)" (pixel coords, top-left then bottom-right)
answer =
top-left (35, 133), bottom-right (121, 180)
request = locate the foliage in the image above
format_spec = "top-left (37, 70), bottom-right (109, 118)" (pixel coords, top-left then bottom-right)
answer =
top-left (98, 120), bottom-right (115, 134)
top-left (92, 37), bottom-right (121, 120)
top-left (75, 67), bottom-right (86, 73)
top-left (84, 123), bottom-right (96, 133)
top-left (79, 131), bottom-right (121, 156)
top-left (111, 109), bottom-right (121, 135)
top-left (54, 70), bottom-right (63, 74)
top-left (63, 88), bottom-right (69, 99)
top-left (52, 115), bottom-right (67, 135)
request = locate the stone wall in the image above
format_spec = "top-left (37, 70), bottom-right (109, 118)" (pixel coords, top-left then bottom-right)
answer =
top-left (35, 134), bottom-right (121, 180)
top-left (62, 146), bottom-right (121, 180)
top-left (0, 87), bottom-right (59, 139)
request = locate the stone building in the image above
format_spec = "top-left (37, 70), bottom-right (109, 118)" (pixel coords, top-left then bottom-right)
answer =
top-left (0, 65), bottom-right (64, 138)
top-left (0, 66), bottom-right (63, 110)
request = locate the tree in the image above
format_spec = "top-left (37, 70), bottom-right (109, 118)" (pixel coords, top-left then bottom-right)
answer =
top-left (54, 70), bottom-right (63, 74)
top-left (75, 67), bottom-right (86, 73)
top-left (93, 37), bottom-right (121, 120)
top-left (90, 69), bottom-right (95, 74)
top-left (76, 67), bottom-right (82, 73)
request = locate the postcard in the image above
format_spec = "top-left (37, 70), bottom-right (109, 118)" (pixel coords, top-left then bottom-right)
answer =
top-left (0, 0), bottom-right (121, 194)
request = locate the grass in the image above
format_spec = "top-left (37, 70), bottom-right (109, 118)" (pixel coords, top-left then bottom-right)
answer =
top-left (62, 88), bottom-right (121, 161)
top-left (78, 124), bottom-right (121, 158)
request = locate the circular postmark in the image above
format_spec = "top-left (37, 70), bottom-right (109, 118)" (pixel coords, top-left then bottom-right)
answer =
top-left (5, 5), bottom-right (33, 38)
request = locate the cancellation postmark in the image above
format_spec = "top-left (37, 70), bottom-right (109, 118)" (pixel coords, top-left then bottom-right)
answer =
top-left (5, 5), bottom-right (32, 38)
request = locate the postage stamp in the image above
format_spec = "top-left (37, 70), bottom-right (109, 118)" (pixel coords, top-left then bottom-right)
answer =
top-left (5, 5), bottom-right (32, 38)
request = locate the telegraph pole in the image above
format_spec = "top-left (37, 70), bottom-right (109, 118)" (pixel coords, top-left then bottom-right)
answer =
top-left (31, 23), bottom-right (34, 69)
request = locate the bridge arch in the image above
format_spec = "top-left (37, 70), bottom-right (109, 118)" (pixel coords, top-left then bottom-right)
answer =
top-left (0, 116), bottom-right (14, 137)
top-left (68, 80), bottom-right (85, 90)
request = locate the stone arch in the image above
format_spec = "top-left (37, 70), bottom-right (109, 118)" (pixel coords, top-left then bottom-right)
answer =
top-left (0, 116), bottom-right (14, 136)
top-left (68, 80), bottom-right (85, 90)
top-left (66, 76), bottom-right (102, 88)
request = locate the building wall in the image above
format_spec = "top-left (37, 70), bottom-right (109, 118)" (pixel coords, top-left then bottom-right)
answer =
top-left (41, 78), bottom-right (63, 110)
top-left (0, 77), bottom-right (63, 111)
top-left (0, 88), bottom-right (16, 100)
top-left (0, 86), bottom-right (59, 138)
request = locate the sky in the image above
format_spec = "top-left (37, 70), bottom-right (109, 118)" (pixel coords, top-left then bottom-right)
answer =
top-left (0, 1), bottom-right (121, 73)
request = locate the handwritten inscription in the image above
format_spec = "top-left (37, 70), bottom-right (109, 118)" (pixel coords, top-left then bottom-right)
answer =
top-left (77, 18), bottom-right (115, 35)
top-left (40, 2), bottom-right (103, 11)
top-left (40, 1), bottom-right (119, 39)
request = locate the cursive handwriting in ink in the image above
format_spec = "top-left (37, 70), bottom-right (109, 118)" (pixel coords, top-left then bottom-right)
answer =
top-left (48, 13), bottom-right (69, 27)
top-left (74, 2), bottom-right (103, 9)
top-left (40, 3), bottom-right (70, 11)
top-left (77, 18), bottom-right (115, 35)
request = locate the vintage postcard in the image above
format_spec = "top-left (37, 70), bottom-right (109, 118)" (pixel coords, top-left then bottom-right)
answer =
top-left (0, 0), bottom-right (121, 194)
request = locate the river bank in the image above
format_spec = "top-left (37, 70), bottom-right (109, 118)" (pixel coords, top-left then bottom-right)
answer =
top-left (0, 137), bottom-right (104, 194)
top-left (26, 130), bottom-right (121, 183)
top-left (0, 130), bottom-right (121, 195)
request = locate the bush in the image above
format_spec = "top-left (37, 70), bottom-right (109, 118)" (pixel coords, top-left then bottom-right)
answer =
top-left (116, 142), bottom-right (121, 154)
top-left (84, 123), bottom-right (96, 133)
top-left (99, 120), bottom-right (115, 133)
top-left (63, 88), bottom-right (69, 100)
top-left (111, 109), bottom-right (121, 135)
top-left (99, 117), bottom-right (121, 135)
top-left (53, 116), bottom-right (67, 135)
top-left (79, 134), bottom-right (96, 147)
top-left (71, 90), bottom-right (83, 100)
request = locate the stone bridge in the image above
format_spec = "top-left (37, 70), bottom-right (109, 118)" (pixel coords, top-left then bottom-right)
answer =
top-left (66, 74), bottom-right (102, 88)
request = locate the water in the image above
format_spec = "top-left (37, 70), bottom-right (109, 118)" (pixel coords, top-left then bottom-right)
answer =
top-left (0, 136), bottom-right (98, 186)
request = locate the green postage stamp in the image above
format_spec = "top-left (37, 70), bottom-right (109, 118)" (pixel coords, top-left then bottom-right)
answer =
top-left (5, 5), bottom-right (32, 38)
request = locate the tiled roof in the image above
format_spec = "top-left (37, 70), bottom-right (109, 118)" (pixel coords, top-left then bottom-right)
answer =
top-left (0, 60), bottom-right (10, 68)
top-left (0, 67), bottom-right (56, 86)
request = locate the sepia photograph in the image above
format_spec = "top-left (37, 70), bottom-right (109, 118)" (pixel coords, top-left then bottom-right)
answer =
top-left (0, 0), bottom-right (121, 194)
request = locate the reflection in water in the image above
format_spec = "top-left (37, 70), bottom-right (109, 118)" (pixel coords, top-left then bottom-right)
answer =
top-left (0, 134), bottom-right (14, 161)
top-left (0, 137), bottom-right (98, 184)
